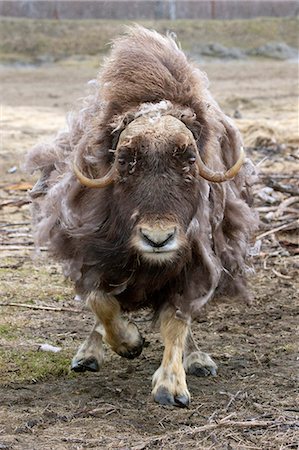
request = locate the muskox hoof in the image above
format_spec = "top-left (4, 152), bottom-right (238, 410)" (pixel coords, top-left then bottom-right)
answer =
top-left (184, 351), bottom-right (217, 377)
top-left (154, 386), bottom-right (190, 408)
top-left (117, 336), bottom-right (145, 360)
top-left (71, 356), bottom-right (100, 373)
top-left (188, 362), bottom-right (217, 377)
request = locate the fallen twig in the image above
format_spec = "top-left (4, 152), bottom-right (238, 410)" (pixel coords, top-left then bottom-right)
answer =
top-left (256, 206), bottom-right (277, 212)
top-left (272, 269), bottom-right (292, 280)
top-left (192, 419), bottom-right (297, 433)
top-left (132, 419), bottom-right (298, 450)
top-left (0, 261), bottom-right (24, 270)
top-left (1, 243), bottom-right (34, 248)
top-left (0, 245), bottom-right (34, 251)
top-left (273, 196), bottom-right (299, 218)
top-left (3, 182), bottom-right (33, 191)
top-left (225, 391), bottom-right (242, 411)
top-left (260, 173), bottom-right (299, 180)
top-left (0, 302), bottom-right (81, 313)
top-left (0, 222), bottom-right (31, 228)
top-left (267, 179), bottom-right (299, 196)
top-left (256, 220), bottom-right (298, 240)
top-left (0, 199), bottom-right (30, 209)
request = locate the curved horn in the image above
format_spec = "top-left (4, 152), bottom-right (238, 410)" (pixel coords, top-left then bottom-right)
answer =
top-left (73, 123), bottom-right (132, 189)
top-left (73, 156), bottom-right (116, 188)
top-left (196, 146), bottom-right (245, 183)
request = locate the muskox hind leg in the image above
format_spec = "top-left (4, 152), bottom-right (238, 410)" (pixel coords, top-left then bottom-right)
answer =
top-left (71, 323), bottom-right (104, 372)
top-left (152, 307), bottom-right (190, 408)
top-left (88, 291), bottom-right (145, 359)
top-left (183, 330), bottom-right (218, 377)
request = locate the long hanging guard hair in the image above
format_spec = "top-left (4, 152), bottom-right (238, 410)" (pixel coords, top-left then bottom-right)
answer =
top-left (25, 26), bottom-right (258, 316)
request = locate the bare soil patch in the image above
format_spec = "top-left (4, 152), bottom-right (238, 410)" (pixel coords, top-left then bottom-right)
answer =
top-left (0, 60), bottom-right (298, 449)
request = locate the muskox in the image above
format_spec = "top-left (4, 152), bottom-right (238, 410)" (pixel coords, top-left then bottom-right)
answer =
top-left (26, 26), bottom-right (258, 407)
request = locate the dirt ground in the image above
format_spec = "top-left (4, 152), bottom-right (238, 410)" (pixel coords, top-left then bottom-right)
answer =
top-left (0, 59), bottom-right (298, 449)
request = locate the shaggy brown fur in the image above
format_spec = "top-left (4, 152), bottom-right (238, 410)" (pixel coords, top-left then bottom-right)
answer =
top-left (26, 26), bottom-right (258, 318)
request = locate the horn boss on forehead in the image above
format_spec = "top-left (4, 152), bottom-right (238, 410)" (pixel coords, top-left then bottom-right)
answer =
top-left (73, 114), bottom-right (245, 187)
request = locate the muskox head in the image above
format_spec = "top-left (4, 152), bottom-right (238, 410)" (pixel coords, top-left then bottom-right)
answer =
top-left (74, 113), bottom-right (244, 265)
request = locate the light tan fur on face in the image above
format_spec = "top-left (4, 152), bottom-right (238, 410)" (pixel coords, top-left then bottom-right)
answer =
top-left (117, 114), bottom-right (194, 148)
top-left (152, 307), bottom-right (190, 406)
top-left (88, 292), bottom-right (143, 357)
top-left (131, 220), bottom-right (186, 264)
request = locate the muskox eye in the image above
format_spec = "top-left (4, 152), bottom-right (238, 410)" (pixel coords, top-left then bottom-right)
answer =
top-left (188, 157), bottom-right (196, 165)
top-left (118, 158), bottom-right (127, 166)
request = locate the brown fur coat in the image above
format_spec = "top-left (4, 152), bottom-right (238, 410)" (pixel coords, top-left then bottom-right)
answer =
top-left (26, 26), bottom-right (258, 317)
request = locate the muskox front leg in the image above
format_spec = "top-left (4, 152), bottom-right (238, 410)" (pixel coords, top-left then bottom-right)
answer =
top-left (183, 330), bottom-right (218, 377)
top-left (71, 322), bottom-right (104, 372)
top-left (152, 307), bottom-right (190, 408)
top-left (88, 292), bottom-right (145, 359)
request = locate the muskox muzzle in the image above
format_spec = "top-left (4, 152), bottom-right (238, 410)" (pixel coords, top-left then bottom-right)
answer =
top-left (140, 225), bottom-right (177, 248)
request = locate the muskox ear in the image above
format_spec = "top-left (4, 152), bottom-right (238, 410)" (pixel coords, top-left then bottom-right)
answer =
top-left (174, 132), bottom-right (190, 151)
top-left (177, 111), bottom-right (210, 153)
top-left (110, 112), bottom-right (136, 150)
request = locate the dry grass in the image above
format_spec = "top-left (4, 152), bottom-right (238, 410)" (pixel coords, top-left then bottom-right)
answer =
top-left (0, 17), bottom-right (298, 63)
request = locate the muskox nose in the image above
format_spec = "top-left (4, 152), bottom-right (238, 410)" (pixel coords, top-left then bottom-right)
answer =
top-left (139, 226), bottom-right (176, 248)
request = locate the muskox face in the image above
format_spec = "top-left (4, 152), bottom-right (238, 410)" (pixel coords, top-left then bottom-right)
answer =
top-left (74, 114), bottom-right (244, 265)
top-left (111, 115), bottom-right (201, 264)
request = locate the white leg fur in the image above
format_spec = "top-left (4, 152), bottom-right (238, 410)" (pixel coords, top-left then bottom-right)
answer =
top-left (183, 330), bottom-right (217, 377)
top-left (152, 307), bottom-right (190, 407)
top-left (71, 322), bottom-right (104, 372)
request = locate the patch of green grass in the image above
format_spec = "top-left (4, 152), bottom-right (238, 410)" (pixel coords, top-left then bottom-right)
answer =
top-left (0, 260), bottom-right (73, 305)
top-left (0, 348), bottom-right (75, 384)
top-left (52, 294), bottom-right (67, 302)
top-left (0, 323), bottom-right (19, 340)
top-left (0, 17), bottom-right (297, 63)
